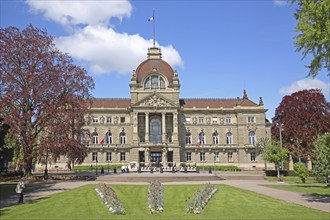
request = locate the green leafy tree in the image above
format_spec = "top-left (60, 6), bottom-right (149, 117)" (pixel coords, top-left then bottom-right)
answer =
top-left (313, 133), bottom-right (330, 183)
top-left (263, 141), bottom-right (288, 180)
top-left (294, 162), bottom-right (309, 183)
top-left (292, 0), bottom-right (330, 77)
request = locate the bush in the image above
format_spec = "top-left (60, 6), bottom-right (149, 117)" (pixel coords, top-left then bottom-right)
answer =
top-left (294, 163), bottom-right (309, 183)
top-left (73, 164), bottom-right (125, 172)
top-left (265, 170), bottom-right (295, 177)
top-left (196, 165), bottom-right (241, 172)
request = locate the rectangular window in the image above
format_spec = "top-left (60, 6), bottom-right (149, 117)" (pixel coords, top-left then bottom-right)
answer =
top-left (120, 117), bottom-right (125, 123)
top-left (92, 117), bottom-right (99, 123)
top-left (248, 116), bottom-right (255, 123)
top-left (120, 135), bottom-right (126, 144)
top-left (107, 134), bottom-right (112, 144)
top-left (228, 152), bottom-right (233, 162)
top-left (120, 152), bottom-right (126, 161)
top-left (106, 117), bottom-right (112, 124)
top-left (92, 152), bottom-right (98, 162)
top-left (226, 117), bottom-right (231, 124)
top-left (185, 117), bottom-right (191, 124)
top-left (251, 152), bottom-right (256, 162)
top-left (92, 135), bottom-right (98, 144)
top-left (213, 135), bottom-right (219, 144)
top-left (106, 152), bottom-right (112, 161)
top-left (226, 134), bottom-right (233, 144)
top-left (186, 152), bottom-right (192, 161)
top-left (200, 152), bottom-right (206, 162)
top-left (212, 117), bottom-right (218, 124)
top-left (214, 152), bottom-right (220, 162)
top-left (199, 117), bottom-right (204, 124)
top-left (185, 135), bottom-right (191, 144)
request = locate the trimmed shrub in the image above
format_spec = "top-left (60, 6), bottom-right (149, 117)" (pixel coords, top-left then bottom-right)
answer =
top-left (294, 163), bottom-right (309, 183)
top-left (196, 165), bottom-right (241, 172)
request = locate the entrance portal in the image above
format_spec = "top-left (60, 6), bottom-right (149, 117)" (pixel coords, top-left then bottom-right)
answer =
top-left (150, 152), bottom-right (162, 167)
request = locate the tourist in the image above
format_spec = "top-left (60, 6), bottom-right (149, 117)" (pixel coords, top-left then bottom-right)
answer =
top-left (16, 176), bottom-right (25, 204)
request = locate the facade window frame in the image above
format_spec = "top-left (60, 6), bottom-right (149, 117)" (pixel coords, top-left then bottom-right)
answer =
top-left (248, 116), bottom-right (255, 123)
top-left (212, 117), bottom-right (218, 124)
top-left (200, 152), bottom-right (206, 162)
top-left (248, 131), bottom-right (256, 145)
top-left (228, 152), bottom-right (233, 162)
top-left (106, 117), bottom-right (112, 124)
top-left (92, 152), bottom-right (98, 162)
top-left (92, 117), bottom-right (99, 124)
top-left (226, 132), bottom-right (233, 144)
top-left (92, 133), bottom-right (99, 144)
top-left (186, 152), bottom-right (192, 161)
top-left (226, 117), bottom-right (231, 124)
top-left (214, 152), bottom-right (220, 162)
top-left (120, 152), bottom-right (126, 161)
top-left (106, 152), bottom-right (112, 161)
top-left (212, 132), bottom-right (219, 144)
top-left (250, 152), bottom-right (256, 162)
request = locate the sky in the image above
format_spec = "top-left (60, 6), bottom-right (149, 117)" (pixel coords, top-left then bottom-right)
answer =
top-left (1, 0), bottom-right (329, 120)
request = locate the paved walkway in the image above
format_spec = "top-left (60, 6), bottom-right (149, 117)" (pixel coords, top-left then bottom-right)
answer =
top-left (1, 173), bottom-right (329, 213)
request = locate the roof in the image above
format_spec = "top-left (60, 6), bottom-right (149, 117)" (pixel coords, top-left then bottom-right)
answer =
top-left (91, 98), bottom-right (131, 108)
top-left (179, 98), bottom-right (258, 108)
top-left (135, 59), bottom-right (175, 83)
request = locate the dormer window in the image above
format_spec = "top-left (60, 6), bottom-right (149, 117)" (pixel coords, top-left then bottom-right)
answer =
top-left (144, 75), bottom-right (166, 89)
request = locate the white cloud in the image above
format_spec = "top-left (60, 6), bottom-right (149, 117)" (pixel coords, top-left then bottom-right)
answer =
top-left (55, 25), bottom-right (184, 75)
top-left (26, 0), bottom-right (184, 75)
top-left (26, 0), bottom-right (132, 26)
top-left (280, 78), bottom-right (330, 98)
top-left (273, 0), bottom-right (289, 7)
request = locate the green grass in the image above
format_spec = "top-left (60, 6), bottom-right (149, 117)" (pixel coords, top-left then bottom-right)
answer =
top-left (261, 184), bottom-right (330, 197)
top-left (0, 184), bottom-right (328, 220)
top-left (267, 176), bottom-right (319, 184)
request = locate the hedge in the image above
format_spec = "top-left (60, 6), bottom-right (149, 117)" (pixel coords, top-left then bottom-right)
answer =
top-left (196, 165), bottom-right (241, 172)
top-left (73, 164), bottom-right (127, 172)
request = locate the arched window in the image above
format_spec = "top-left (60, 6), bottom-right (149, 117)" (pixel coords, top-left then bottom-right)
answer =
top-left (226, 132), bottom-right (233, 144)
top-left (144, 75), bottom-right (166, 89)
top-left (212, 131), bottom-right (219, 144)
top-left (92, 132), bottom-right (98, 144)
top-left (248, 131), bottom-right (255, 145)
top-left (120, 130), bottom-right (126, 144)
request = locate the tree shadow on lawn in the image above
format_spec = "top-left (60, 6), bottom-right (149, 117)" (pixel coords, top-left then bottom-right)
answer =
top-left (302, 193), bottom-right (330, 203)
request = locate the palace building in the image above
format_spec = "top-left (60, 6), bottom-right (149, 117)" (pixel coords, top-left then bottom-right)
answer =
top-left (79, 46), bottom-right (271, 170)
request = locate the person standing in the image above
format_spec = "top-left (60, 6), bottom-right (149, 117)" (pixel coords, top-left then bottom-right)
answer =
top-left (16, 177), bottom-right (25, 204)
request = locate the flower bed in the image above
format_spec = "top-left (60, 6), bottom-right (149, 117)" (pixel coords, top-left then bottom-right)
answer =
top-left (187, 183), bottom-right (217, 214)
top-left (147, 180), bottom-right (164, 213)
top-left (95, 183), bottom-right (125, 214)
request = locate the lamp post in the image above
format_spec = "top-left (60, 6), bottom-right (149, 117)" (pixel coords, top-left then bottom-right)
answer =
top-left (95, 159), bottom-right (98, 176)
top-left (279, 123), bottom-right (284, 170)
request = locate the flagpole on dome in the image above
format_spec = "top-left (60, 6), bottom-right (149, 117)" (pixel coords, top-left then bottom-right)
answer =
top-left (148, 10), bottom-right (156, 47)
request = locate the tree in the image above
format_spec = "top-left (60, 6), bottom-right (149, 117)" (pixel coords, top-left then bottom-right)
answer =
top-left (263, 141), bottom-right (288, 180)
top-left (292, 0), bottom-right (330, 77)
top-left (0, 25), bottom-right (94, 177)
top-left (0, 118), bottom-right (14, 173)
top-left (294, 162), bottom-right (309, 183)
top-left (313, 133), bottom-right (330, 183)
top-left (272, 89), bottom-right (330, 162)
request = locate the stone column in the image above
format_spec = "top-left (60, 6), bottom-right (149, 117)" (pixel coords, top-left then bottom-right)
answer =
top-left (307, 155), bottom-right (312, 171)
top-left (162, 112), bottom-right (166, 143)
top-left (145, 113), bottom-right (149, 143)
top-left (133, 112), bottom-right (138, 144)
top-left (288, 155), bottom-right (294, 171)
top-left (173, 112), bottom-right (178, 142)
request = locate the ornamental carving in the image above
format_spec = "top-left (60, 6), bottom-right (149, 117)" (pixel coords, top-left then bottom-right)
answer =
top-left (220, 117), bottom-right (225, 125)
top-left (139, 94), bottom-right (170, 108)
top-left (192, 117), bottom-right (197, 125)
top-left (247, 123), bottom-right (257, 132)
top-left (206, 117), bottom-right (211, 125)
top-left (100, 116), bottom-right (105, 124)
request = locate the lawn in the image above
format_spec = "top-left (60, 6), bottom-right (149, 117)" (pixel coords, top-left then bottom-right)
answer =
top-left (266, 176), bottom-right (319, 184)
top-left (261, 184), bottom-right (330, 197)
top-left (0, 184), bottom-right (328, 220)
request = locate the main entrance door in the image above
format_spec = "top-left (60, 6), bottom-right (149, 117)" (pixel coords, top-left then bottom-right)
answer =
top-left (150, 152), bottom-right (162, 167)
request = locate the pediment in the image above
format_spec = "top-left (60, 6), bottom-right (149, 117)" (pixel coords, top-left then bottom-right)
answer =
top-left (133, 93), bottom-right (177, 108)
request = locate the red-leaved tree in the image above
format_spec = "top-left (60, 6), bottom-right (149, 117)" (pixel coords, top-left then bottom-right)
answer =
top-left (272, 89), bottom-right (330, 162)
top-left (0, 25), bottom-right (94, 176)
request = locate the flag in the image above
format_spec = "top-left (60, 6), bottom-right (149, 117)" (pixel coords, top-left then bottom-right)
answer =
top-left (148, 16), bottom-right (154, 21)
top-left (197, 132), bottom-right (203, 149)
top-left (100, 132), bottom-right (108, 146)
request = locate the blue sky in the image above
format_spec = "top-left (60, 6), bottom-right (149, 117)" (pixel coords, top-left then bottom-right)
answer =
top-left (1, 0), bottom-right (329, 120)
